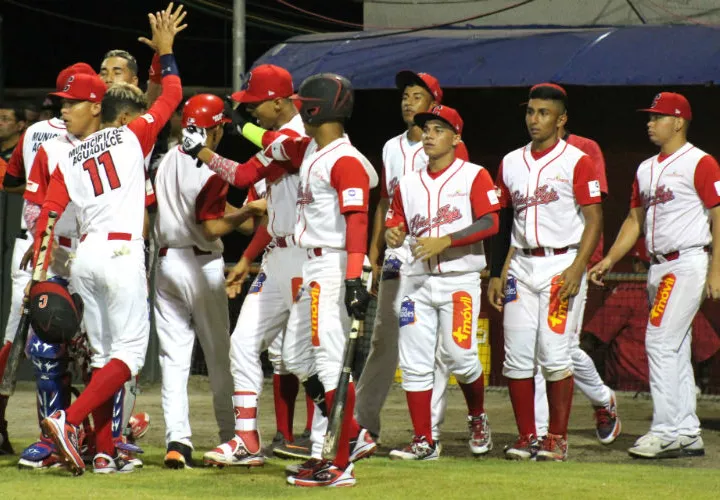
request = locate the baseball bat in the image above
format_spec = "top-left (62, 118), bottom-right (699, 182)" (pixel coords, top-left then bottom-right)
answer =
top-left (322, 267), bottom-right (371, 460)
top-left (0, 211), bottom-right (58, 396)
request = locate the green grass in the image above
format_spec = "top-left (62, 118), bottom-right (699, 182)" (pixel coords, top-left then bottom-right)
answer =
top-left (2, 379), bottom-right (720, 499)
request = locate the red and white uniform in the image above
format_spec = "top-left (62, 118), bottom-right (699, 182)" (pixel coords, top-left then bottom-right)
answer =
top-left (3, 118), bottom-right (68, 345)
top-left (386, 159), bottom-right (499, 393)
top-left (497, 139), bottom-right (601, 381)
top-left (629, 142), bottom-right (720, 441)
top-left (153, 146), bottom-right (235, 448)
top-left (35, 82), bottom-right (180, 376)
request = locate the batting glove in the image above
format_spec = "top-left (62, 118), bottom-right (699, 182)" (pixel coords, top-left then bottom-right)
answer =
top-left (181, 125), bottom-right (207, 158)
top-left (344, 278), bottom-right (370, 320)
top-left (224, 96), bottom-right (250, 135)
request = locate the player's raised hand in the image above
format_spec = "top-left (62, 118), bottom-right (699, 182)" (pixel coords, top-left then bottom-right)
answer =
top-left (138, 2), bottom-right (187, 55)
top-left (487, 277), bottom-right (505, 312)
top-left (225, 257), bottom-right (251, 299)
top-left (385, 222), bottom-right (406, 249)
top-left (411, 235), bottom-right (451, 262)
top-left (588, 257), bottom-right (613, 286)
top-left (182, 126), bottom-right (207, 158)
top-left (706, 271), bottom-right (720, 300)
top-left (558, 262), bottom-right (584, 300)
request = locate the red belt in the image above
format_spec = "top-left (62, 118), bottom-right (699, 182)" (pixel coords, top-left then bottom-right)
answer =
top-left (58, 236), bottom-right (73, 248)
top-left (522, 246), bottom-right (569, 257)
top-left (273, 235), bottom-right (295, 248)
top-left (80, 232), bottom-right (132, 243)
top-left (308, 248), bottom-right (323, 258)
top-left (650, 246), bottom-right (710, 265)
top-left (159, 246), bottom-right (212, 257)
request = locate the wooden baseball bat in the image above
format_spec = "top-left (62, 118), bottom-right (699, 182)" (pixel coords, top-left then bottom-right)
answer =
top-left (0, 211), bottom-right (58, 396)
top-left (322, 267), bottom-right (371, 460)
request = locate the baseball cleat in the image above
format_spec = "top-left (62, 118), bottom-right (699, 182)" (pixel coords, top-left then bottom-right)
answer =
top-left (536, 433), bottom-right (568, 461)
top-left (389, 435), bottom-right (439, 461)
top-left (272, 435), bottom-right (312, 461)
top-left (594, 391), bottom-right (621, 445)
top-left (504, 434), bottom-right (539, 461)
top-left (41, 410), bottom-right (85, 475)
top-left (285, 457), bottom-right (323, 476)
top-left (93, 452), bottom-right (134, 474)
top-left (0, 427), bottom-right (14, 456)
top-left (287, 460), bottom-right (355, 487)
top-left (128, 412), bottom-right (150, 442)
top-left (115, 437), bottom-right (144, 468)
top-left (203, 435), bottom-right (265, 467)
top-left (468, 413), bottom-right (493, 456)
top-left (679, 434), bottom-right (705, 457)
top-left (349, 428), bottom-right (377, 462)
top-left (628, 433), bottom-right (681, 459)
top-left (18, 438), bottom-right (61, 470)
top-left (165, 441), bottom-right (194, 469)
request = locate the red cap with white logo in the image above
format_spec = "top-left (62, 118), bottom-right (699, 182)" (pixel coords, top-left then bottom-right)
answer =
top-left (231, 64), bottom-right (294, 104)
top-left (395, 70), bottom-right (443, 104)
top-left (50, 73), bottom-right (106, 103)
top-left (413, 104), bottom-right (463, 135)
top-left (638, 92), bottom-right (692, 120)
top-left (55, 63), bottom-right (97, 93)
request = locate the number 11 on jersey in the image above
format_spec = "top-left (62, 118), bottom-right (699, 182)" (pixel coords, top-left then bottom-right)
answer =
top-left (83, 151), bottom-right (121, 196)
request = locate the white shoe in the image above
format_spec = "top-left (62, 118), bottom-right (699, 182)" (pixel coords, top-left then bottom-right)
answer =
top-left (349, 429), bottom-right (377, 462)
top-left (628, 433), bottom-right (680, 459)
top-left (93, 453), bottom-right (134, 474)
top-left (389, 436), bottom-right (439, 461)
top-left (204, 435), bottom-right (265, 467)
top-left (679, 434), bottom-right (705, 457)
top-left (468, 414), bottom-right (493, 456)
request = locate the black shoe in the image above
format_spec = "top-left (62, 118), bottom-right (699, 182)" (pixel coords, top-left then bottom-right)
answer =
top-left (165, 441), bottom-right (194, 469)
top-left (0, 425), bottom-right (14, 456)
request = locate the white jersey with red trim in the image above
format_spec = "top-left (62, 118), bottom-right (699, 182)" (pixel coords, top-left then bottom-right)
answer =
top-left (57, 126), bottom-right (153, 239)
top-left (153, 146), bottom-right (225, 253)
top-left (382, 132), bottom-right (427, 201)
top-left (633, 143), bottom-right (717, 255)
top-left (293, 138), bottom-right (377, 249)
top-left (499, 139), bottom-right (597, 249)
top-left (394, 159), bottom-right (493, 275)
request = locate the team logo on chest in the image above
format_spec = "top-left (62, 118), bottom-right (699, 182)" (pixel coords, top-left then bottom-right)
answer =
top-left (641, 184), bottom-right (675, 208)
top-left (296, 182), bottom-right (315, 206)
top-left (409, 204), bottom-right (461, 236)
top-left (512, 185), bottom-right (559, 213)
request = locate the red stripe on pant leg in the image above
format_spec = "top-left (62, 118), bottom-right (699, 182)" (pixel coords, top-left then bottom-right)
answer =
top-left (406, 389), bottom-right (433, 445)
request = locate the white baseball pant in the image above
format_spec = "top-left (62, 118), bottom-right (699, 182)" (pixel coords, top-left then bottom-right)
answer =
top-left (3, 235), bottom-right (32, 344)
top-left (645, 249), bottom-right (706, 441)
top-left (155, 248), bottom-right (235, 447)
top-left (355, 256), bottom-right (450, 440)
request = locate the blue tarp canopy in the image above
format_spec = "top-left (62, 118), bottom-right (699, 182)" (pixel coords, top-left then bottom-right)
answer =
top-left (254, 25), bottom-right (720, 88)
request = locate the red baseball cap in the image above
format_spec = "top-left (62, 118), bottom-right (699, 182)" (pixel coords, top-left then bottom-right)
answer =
top-left (395, 70), bottom-right (443, 104)
top-left (414, 104), bottom-right (463, 135)
top-left (55, 63), bottom-right (97, 93)
top-left (231, 64), bottom-right (294, 104)
top-left (51, 73), bottom-right (106, 103)
top-left (638, 92), bottom-right (692, 120)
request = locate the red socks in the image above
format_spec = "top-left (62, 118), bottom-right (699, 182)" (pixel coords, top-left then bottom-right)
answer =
top-left (406, 389), bottom-right (433, 445)
top-left (305, 393), bottom-right (315, 432)
top-left (232, 391), bottom-right (261, 454)
top-left (92, 396), bottom-right (114, 456)
top-left (0, 341), bottom-right (11, 375)
top-left (66, 359), bottom-right (130, 427)
top-left (508, 378), bottom-right (536, 436)
top-left (324, 382), bottom-right (359, 469)
top-left (273, 374), bottom-right (299, 441)
top-left (459, 376), bottom-right (485, 416)
top-left (547, 376), bottom-right (574, 438)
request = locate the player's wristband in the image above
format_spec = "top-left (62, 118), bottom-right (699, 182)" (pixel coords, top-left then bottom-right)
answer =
top-left (159, 54), bottom-right (179, 77)
top-left (149, 53), bottom-right (162, 84)
top-left (241, 122), bottom-right (266, 149)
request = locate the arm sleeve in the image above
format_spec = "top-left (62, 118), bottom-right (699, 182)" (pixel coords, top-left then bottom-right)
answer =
top-left (262, 133), bottom-right (311, 171)
top-left (23, 146), bottom-right (51, 204)
top-left (629, 176), bottom-right (643, 209)
top-left (448, 169), bottom-right (501, 247)
top-left (330, 156), bottom-right (370, 214)
top-left (379, 169), bottom-right (389, 199)
top-left (206, 152), bottom-right (287, 188)
top-left (127, 55), bottom-right (183, 156)
top-left (196, 174), bottom-right (229, 222)
top-left (693, 155), bottom-right (720, 208)
top-left (573, 155), bottom-right (603, 206)
top-left (489, 207), bottom-right (513, 277)
top-left (385, 188), bottom-right (407, 229)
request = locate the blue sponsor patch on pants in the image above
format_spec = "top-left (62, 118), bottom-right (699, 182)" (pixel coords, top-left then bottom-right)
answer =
top-left (504, 276), bottom-right (518, 304)
top-left (399, 297), bottom-right (415, 327)
top-left (382, 256), bottom-right (402, 280)
top-left (249, 272), bottom-right (267, 294)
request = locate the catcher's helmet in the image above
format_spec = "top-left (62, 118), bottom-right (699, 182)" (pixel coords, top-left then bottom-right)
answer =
top-left (293, 73), bottom-right (353, 125)
top-left (182, 94), bottom-right (231, 128)
top-left (29, 277), bottom-right (83, 344)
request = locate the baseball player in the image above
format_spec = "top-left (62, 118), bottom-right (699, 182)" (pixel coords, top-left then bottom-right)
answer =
top-left (356, 71), bottom-right (469, 446)
top-left (488, 83), bottom-right (603, 461)
top-left (154, 94), bottom-right (267, 469)
top-left (36, 10), bottom-right (184, 475)
top-left (590, 92), bottom-right (720, 459)
top-left (186, 72), bottom-right (378, 487)
top-left (528, 84), bottom-right (620, 445)
top-left (384, 105), bottom-right (499, 460)
top-left (0, 62), bottom-right (98, 464)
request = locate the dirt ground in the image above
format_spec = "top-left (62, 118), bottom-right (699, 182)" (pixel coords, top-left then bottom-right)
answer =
top-left (5, 378), bottom-right (720, 468)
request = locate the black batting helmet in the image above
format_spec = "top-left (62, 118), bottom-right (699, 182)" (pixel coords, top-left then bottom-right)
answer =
top-left (29, 277), bottom-right (83, 344)
top-left (293, 73), bottom-right (353, 125)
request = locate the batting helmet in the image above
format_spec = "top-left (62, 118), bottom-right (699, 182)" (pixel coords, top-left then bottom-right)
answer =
top-left (293, 73), bottom-right (353, 125)
top-left (182, 94), bottom-right (232, 128)
top-left (29, 277), bottom-right (84, 344)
